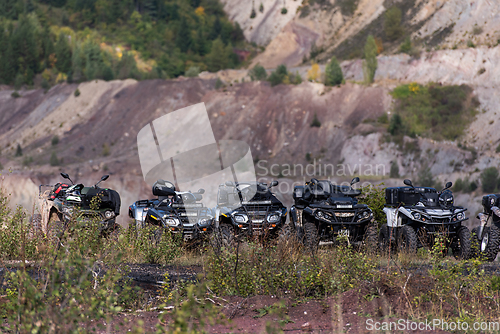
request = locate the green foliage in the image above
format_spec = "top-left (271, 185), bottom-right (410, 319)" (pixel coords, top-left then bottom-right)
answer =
top-left (74, 88), bottom-right (80, 96)
top-left (51, 135), bottom-right (59, 146)
top-left (185, 66), bottom-right (200, 77)
top-left (55, 32), bottom-right (72, 73)
top-left (310, 113), bottom-right (321, 127)
top-left (281, 7), bottom-right (287, 15)
top-left (50, 151), bottom-right (59, 166)
top-left (206, 38), bottom-right (234, 72)
top-left (11, 91), bottom-right (20, 98)
top-left (481, 167), bottom-right (499, 193)
top-left (268, 64), bottom-right (288, 87)
top-left (249, 64), bottom-right (267, 81)
top-left (15, 143), bottom-right (22, 156)
top-left (206, 241), bottom-right (377, 297)
top-left (215, 77), bottom-right (223, 89)
top-left (126, 225), bottom-right (182, 264)
top-left (324, 56), bottom-right (343, 86)
top-left (250, 8), bottom-right (256, 18)
top-left (259, 2), bottom-right (264, 12)
top-left (390, 83), bottom-right (479, 141)
top-left (384, 6), bottom-right (404, 41)
top-left (337, 0), bottom-right (359, 16)
top-left (359, 183), bottom-right (386, 226)
top-left (363, 35), bottom-right (378, 83)
top-left (0, 0), bottom-right (245, 85)
top-left (399, 36), bottom-right (412, 54)
top-left (388, 113), bottom-right (403, 136)
top-left (496, 143), bottom-right (500, 153)
top-left (454, 178), bottom-right (464, 192)
top-left (102, 143), bottom-right (110, 157)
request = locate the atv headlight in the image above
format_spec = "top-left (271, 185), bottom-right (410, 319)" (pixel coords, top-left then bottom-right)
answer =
top-left (457, 212), bottom-right (465, 220)
top-left (198, 218), bottom-right (212, 227)
top-left (104, 210), bottom-right (115, 219)
top-left (233, 214), bottom-right (248, 223)
top-left (413, 212), bottom-right (422, 220)
top-left (267, 213), bottom-right (281, 223)
top-left (164, 218), bottom-right (179, 226)
top-left (357, 210), bottom-right (371, 221)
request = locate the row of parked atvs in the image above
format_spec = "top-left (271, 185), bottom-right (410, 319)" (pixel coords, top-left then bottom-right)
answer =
top-left (38, 173), bottom-right (500, 261)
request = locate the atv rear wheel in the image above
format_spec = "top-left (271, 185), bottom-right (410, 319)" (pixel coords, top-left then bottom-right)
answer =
top-left (47, 212), bottom-right (64, 245)
top-left (303, 220), bottom-right (319, 254)
top-left (451, 226), bottom-right (471, 260)
top-left (472, 225), bottom-right (500, 262)
top-left (363, 222), bottom-right (378, 251)
top-left (397, 225), bottom-right (417, 254)
top-left (378, 224), bottom-right (394, 253)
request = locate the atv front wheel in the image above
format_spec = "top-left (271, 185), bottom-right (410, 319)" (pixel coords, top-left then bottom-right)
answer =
top-left (472, 225), bottom-right (500, 262)
top-left (218, 223), bottom-right (236, 251)
top-left (451, 226), bottom-right (471, 260)
top-left (47, 212), bottom-right (65, 244)
top-left (303, 221), bottom-right (319, 254)
top-left (397, 225), bottom-right (417, 254)
top-left (378, 224), bottom-right (394, 253)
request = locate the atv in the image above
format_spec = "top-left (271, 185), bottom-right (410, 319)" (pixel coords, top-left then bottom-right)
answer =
top-left (36, 173), bottom-right (121, 238)
top-left (290, 177), bottom-right (377, 253)
top-left (471, 194), bottom-right (500, 261)
top-left (381, 179), bottom-right (470, 258)
top-left (215, 180), bottom-right (287, 247)
top-left (137, 180), bottom-right (214, 242)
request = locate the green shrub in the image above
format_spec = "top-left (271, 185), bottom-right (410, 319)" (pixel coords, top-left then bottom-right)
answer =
top-left (15, 144), bottom-right (22, 157)
top-left (215, 78), bottom-right (224, 89)
top-left (102, 143), bottom-right (110, 157)
top-left (281, 7), bottom-right (287, 14)
top-left (359, 183), bottom-right (386, 226)
top-left (11, 91), bottom-right (20, 98)
top-left (390, 161), bottom-right (399, 178)
top-left (399, 36), bottom-right (412, 54)
top-left (496, 143), bottom-right (500, 153)
top-left (337, 0), bottom-right (359, 16)
top-left (388, 114), bottom-right (403, 136)
top-left (74, 88), bottom-right (80, 97)
top-left (384, 6), bottom-right (404, 41)
top-left (268, 64), bottom-right (288, 87)
top-left (250, 8), bottom-right (256, 18)
top-left (390, 83), bottom-right (478, 141)
top-left (185, 66), bottom-right (200, 77)
top-left (249, 64), bottom-right (267, 81)
top-left (418, 166), bottom-right (435, 187)
top-left (481, 167), bottom-right (499, 193)
top-left (41, 78), bottom-right (50, 90)
top-left (310, 113), bottom-right (321, 127)
top-left (325, 56), bottom-right (343, 86)
top-left (454, 178), bottom-right (464, 192)
top-left (50, 152), bottom-right (59, 166)
top-left (363, 35), bottom-right (378, 83)
top-left (51, 135), bottom-right (59, 146)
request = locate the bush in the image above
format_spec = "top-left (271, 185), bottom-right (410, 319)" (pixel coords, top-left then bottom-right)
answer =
top-left (390, 161), bottom-right (399, 178)
top-left (481, 167), bottom-right (499, 193)
top-left (384, 6), bottom-right (404, 41)
top-left (15, 144), bottom-right (22, 157)
top-left (74, 88), bottom-right (80, 97)
top-left (363, 35), bottom-right (378, 83)
top-left (281, 7), bottom-right (287, 15)
top-left (11, 91), bottom-right (20, 98)
top-left (454, 178), bottom-right (464, 192)
top-left (325, 57), bottom-right (343, 86)
top-left (185, 66), bottom-right (200, 77)
top-left (390, 83), bottom-right (478, 141)
top-left (215, 78), bottom-right (224, 89)
top-left (418, 166), bottom-right (435, 187)
top-left (307, 63), bottom-right (321, 82)
top-left (399, 36), bottom-right (412, 54)
top-left (249, 64), bottom-right (267, 81)
top-left (50, 152), bottom-right (59, 166)
top-left (51, 135), bottom-right (59, 146)
top-left (310, 113), bottom-right (321, 127)
top-left (268, 64), bottom-right (288, 87)
top-left (496, 143), bottom-right (500, 153)
top-left (388, 114), bottom-right (403, 136)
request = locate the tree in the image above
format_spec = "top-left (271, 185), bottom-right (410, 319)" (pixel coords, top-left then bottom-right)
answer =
top-left (176, 18), bottom-right (192, 53)
top-left (307, 63), bottom-right (320, 82)
top-left (15, 144), bottom-right (22, 157)
top-left (384, 6), bottom-right (403, 41)
top-left (481, 167), bottom-right (499, 193)
top-left (55, 32), bottom-right (72, 73)
top-left (363, 34), bottom-right (378, 83)
top-left (268, 64), bottom-right (288, 86)
top-left (325, 56), bottom-right (343, 86)
top-left (10, 15), bottom-right (39, 84)
top-left (249, 64), bottom-right (267, 81)
top-left (206, 38), bottom-right (231, 72)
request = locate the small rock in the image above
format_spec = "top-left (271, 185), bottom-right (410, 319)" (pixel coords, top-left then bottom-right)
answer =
top-left (301, 322), bottom-right (311, 331)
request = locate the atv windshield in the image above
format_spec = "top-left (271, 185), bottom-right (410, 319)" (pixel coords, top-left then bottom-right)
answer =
top-left (217, 182), bottom-right (277, 207)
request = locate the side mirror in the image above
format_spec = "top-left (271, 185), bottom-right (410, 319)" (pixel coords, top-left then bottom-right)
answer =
top-left (198, 189), bottom-right (205, 194)
top-left (101, 175), bottom-right (109, 181)
top-left (444, 181), bottom-right (452, 190)
top-left (225, 181), bottom-right (235, 187)
top-left (61, 173), bottom-right (70, 179)
top-left (350, 177), bottom-right (360, 185)
top-left (270, 180), bottom-right (279, 187)
top-left (404, 179), bottom-right (413, 187)
top-left (311, 178), bottom-right (319, 185)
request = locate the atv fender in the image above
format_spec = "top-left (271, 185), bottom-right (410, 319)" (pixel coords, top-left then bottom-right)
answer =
top-left (384, 207), bottom-right (399, 227)
top-left (476, 212), bottom-right (489, 240)
top-left (290, 206), bottom-right (304, 238)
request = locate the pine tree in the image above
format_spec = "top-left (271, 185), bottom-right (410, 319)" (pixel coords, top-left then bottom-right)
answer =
top-left (325, 56), bottom-right (343, 86)
top-left (207, 38), bottom-right (229, 72)
top-left (55, 32), bottom-right (72, 73)
top-left (10, 15), bottom-right (38, 84)
top-left (194, 27), bottom-right (209, 56)
top-left (41, 25), bottom-right (55, 68)
top-left (176, 18), bottom-right (192, 53)
top-left (363, 35), bottom-right (378, 83)
top-left (209, 16), bottom-right (221, 40)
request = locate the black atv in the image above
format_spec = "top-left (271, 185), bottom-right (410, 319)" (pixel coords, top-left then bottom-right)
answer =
top-left (141, 180), bottom-right (214, 242)
top-left (215, 180), bottom-right (287, 247)
top-left (37, 173), bottom-right (121, 238)
top-left (381, 179), bottom-right (470, 258)
top-left (290, 177), bottom-right (377, 253)
top-left (472, 194), bottom-right (500, 261)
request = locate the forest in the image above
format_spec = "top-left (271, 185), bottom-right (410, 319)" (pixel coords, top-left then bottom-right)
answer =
top-left (0, 0), bottom-right (246, 87)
